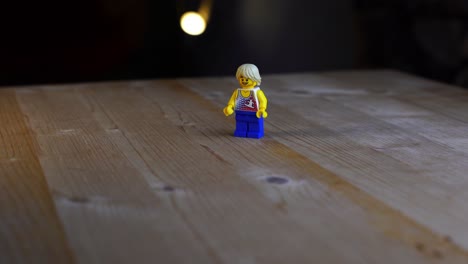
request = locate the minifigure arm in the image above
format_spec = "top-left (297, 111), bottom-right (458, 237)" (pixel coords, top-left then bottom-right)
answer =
top-left (223, 90), bottom-right (238, 116)
top-left (256, 90), bottom-right (268, 118)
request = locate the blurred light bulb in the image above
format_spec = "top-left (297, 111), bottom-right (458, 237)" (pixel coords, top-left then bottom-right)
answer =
top-left (180, 12), bottom-right (206, 36)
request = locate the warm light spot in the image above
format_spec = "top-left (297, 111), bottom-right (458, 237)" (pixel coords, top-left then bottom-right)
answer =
top-left (180, 12), bottom-right (206, 36)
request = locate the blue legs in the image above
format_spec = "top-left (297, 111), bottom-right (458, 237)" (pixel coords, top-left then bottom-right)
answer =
top-left (234, 111), bottom-right (264, 138)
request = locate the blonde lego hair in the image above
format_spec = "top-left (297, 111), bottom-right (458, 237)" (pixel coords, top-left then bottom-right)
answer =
top-left (236, 63), bottom-right (261, 85)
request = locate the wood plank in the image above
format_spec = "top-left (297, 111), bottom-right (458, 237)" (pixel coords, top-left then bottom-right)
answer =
top-left (183, 76), bottom-right (468, 259)
top-left (0, 89), bottom-right (75, 264)
top-left (86, 82), bottom-right (350, 264)
top-left (385, 115), bottom-right (468, 154)
top-left (315, 76), bottom-right (468, 187)
top-left (320, 70), bottom-right (465, 96)
top-left (8, 70), bottom-right (468, 263)
top-left (131, 79), bottom-right (467, 263)
top-left (397, 92), bottom-right (468, 124)
top-left (266, 86), bottom-right (468, 250)
top-left (16, 85), bottom-right (216, 264)
top-left (270, 97), bottom-right (468, 250)
top-left (325, 93), bottom-right (468, 159)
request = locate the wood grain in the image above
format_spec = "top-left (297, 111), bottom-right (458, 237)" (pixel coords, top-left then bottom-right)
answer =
top-left (0, 89), bottom-right (75, 263)
top-left (183, 72), bottom-right (468, 261)
top-left (3, 70), bottom-right (468, 263)
top-left (16, 86), bottom-right (216, 264)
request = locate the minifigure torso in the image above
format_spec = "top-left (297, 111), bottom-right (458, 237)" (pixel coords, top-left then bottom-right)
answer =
top-left (235, 88), bottom-right (259, 112)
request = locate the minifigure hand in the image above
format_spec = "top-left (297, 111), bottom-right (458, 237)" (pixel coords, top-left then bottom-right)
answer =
top-left (223, 106), bottom-right (234, 116)
top-left (256, 110), bottom-right (268, 118)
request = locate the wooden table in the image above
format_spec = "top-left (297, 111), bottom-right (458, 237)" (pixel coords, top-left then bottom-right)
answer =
top-left (3, 70), bottom-right (468, 263)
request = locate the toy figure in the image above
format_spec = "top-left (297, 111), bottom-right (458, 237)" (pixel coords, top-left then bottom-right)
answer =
top-left (223, 64), bottom-right (268, 138)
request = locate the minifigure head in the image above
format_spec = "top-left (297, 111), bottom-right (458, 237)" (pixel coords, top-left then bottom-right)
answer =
top-left (236, 63), bottom-right (261, 88)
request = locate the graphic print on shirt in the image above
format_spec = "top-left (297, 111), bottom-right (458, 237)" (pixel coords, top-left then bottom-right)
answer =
top-left (234, 88), bottom-right (259, 112)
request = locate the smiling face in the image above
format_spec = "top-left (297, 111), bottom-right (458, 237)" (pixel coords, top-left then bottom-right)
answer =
top-left (238, 75), bottom-right (257, 88)
top-left (236, 64), bottom-right (261, 88)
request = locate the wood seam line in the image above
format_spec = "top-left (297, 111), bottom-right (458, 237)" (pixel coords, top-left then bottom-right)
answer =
top-left (13, 89), bottom-right (77, 263)
top-left (170, 80), bottom-right (468, 260)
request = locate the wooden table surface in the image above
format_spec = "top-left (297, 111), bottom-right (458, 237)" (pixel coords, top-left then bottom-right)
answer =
top-left (3, 70), bottom-right (468, 263)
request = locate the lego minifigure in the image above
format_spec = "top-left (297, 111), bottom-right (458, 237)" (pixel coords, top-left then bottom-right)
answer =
top-left (223, 64), bottom-right (268, 138)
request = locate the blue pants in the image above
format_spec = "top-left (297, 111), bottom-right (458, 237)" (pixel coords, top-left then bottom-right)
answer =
top-left (234, 111), bottom-right (264, 138)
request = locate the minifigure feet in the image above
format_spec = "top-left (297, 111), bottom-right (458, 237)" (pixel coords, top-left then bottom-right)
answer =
top-left (247, 132), bottom-right (264, 139)
top-left (234, 130), bottom-right (247, 137)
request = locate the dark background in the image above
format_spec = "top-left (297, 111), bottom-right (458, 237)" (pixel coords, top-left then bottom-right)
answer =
top-left (2, 0), bottom-right (468, 87)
